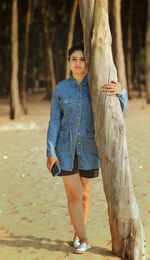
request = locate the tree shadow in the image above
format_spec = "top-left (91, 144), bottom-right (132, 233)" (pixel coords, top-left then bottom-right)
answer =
top-left (89, 246), bottom-right (118, 258)
top-left (0, 234), bottom-right (71, 253)
top-left (0, 234), bottom-right (116, 257)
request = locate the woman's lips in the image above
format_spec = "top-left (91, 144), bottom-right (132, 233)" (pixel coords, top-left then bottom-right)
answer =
top-left (75, 66), bottom-right (81, 69)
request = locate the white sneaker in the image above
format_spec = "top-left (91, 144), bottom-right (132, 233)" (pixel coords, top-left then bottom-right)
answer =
top-left (72, 236), bottom-right (80, 249)
top-left (75, 242), bottom-right (91, 254)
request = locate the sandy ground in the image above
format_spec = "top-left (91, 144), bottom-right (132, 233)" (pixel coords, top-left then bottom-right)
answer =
top-left (0, 93), bottom-right (150, 260)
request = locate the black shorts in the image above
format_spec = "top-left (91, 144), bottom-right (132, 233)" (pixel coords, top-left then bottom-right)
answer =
top-left (59, 152), bottom-right (99, 178)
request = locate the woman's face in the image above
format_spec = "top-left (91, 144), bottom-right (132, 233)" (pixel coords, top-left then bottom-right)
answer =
top-left (69, 50), bottom-right (87, 76)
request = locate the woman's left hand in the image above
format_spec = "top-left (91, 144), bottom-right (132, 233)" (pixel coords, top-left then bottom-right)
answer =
top-left (102, 81), bottom-right (122, 96)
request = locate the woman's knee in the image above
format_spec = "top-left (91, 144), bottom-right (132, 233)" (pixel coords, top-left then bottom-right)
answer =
top-left (67, 188), bottom-right (83, 202)
top-left (82, 187), bottom-right (91, 202)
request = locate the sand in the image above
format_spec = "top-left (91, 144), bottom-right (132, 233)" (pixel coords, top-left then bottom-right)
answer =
top-left (0, 93), bottom-right (150, 260)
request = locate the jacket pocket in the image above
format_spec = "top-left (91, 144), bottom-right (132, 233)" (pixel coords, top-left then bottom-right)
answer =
top-left (56, 131), bottom-right (70, 152)
top-left (83, 132), bottom-right (98, 153)
top-left (59, 98), bottom-right (74, 114)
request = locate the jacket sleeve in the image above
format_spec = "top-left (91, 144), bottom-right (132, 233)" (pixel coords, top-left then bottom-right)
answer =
top-left (46, 88), bottom-right (61, 157)
top-left (117, 87), bottom-right (128, 113)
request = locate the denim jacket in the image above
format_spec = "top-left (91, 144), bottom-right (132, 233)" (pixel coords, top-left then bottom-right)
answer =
top-left (46, 74), bottom-right (128, 171)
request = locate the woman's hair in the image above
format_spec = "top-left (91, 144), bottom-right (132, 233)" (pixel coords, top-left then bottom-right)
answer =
top-left (68, 42), bottom-right (84, 60)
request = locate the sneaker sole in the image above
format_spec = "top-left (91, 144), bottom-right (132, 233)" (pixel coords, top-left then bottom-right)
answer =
top-left (75, 246), bottom-right (91, 254)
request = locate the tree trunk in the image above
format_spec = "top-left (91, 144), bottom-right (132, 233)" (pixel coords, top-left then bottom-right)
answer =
top-left (126, 0), bottom-right (133, 99)
top-left (10, 0), bottom-right (21, 119)
top-left (135, 51), bottom-right (142, 98)
top-left (132, 6), bottom-right (142, 98)
top-left (79, 1), bottom-right (146, 259)
top-left (65, 0), bottom-right (78, 79)
top-left (109, 0), bottom-right (127, 90)
top-left (21, 0), bottom-right (32, 114)
top-left (145, 0), bottom-right (150, 104)
top-left (40, 0), bottom-right (56, 95)
top-left (47, 44), bottom-right (56, 93)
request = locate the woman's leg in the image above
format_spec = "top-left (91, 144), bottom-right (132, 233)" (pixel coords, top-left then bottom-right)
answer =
top-left (62, 174), bottom-right (87, 242)
top-left (80, 177), bottom-right (92, 225)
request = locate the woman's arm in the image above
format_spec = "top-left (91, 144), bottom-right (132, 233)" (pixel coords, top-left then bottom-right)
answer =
top-left (102, 81), bottom-right (128, 112)
top-left (116, 87), bottom-right (128, 112)
top-left (46, 88), bottom-right (61, 157)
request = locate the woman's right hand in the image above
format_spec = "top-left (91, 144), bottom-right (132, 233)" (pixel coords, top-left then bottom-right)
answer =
top-left (46, 156), bottom-right (59, 172)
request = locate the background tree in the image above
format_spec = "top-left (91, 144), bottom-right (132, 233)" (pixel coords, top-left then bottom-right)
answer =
top-left (109, 0), bottom-right (127, 90)
top-left (65, 0), bottom-right (78, 78)
top-left (126, 0), bottom-right (133, 99)
top-left (145, 0), bottom-right (150, 104)
top-left (21, 0), bottom-right (32, 114)
top-left (0, 1), bottom-right (11, 95)
top-left (79, 0), bottom-right (146, 259)
top-left (121, 0), bottom-right (147, 100)
top-left (40, 0), bottom-right (56, 96)
top-left (0, 0), bottom-right (149, 118)
top-left (10, 0), bottom-right (21, 119)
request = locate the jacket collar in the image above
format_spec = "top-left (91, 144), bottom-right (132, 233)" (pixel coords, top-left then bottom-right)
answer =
top-left (69, 74), bottom-right (88, 87)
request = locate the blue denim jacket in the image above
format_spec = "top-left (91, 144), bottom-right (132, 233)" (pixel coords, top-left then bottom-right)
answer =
top-left (46, 74), bottom-right (128, 171)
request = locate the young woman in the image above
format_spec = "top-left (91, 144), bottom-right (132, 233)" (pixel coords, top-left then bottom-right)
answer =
top-left (46, 43), bottom-right (128, 253)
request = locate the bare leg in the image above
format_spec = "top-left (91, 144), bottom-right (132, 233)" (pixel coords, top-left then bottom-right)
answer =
top-left (81, 177), bottom-right (92, 226)
top-left (62, 174), bottom-right (87, 242)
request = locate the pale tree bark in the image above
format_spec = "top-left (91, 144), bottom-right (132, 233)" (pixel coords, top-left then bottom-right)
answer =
top-left (109, 0), bottom-right (127, 90)
top-left (145, 0), bottom-right (150, 104)
top-left (126, 0), bottom-right (133, 99)
top-left (65, 0), bottom-right (78, 79)
top-left (40, 0), bottom-right (56, 95)
top-left (10, 0), bottom-right (21, 119)
top-left (79, 0), bottom-right (146, 259)
top-left (21, 0), bottom-right (32, 114)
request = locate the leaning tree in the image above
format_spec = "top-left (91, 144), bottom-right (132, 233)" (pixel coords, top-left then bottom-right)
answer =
top-left (79, 0), bottom-right (146, 259)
